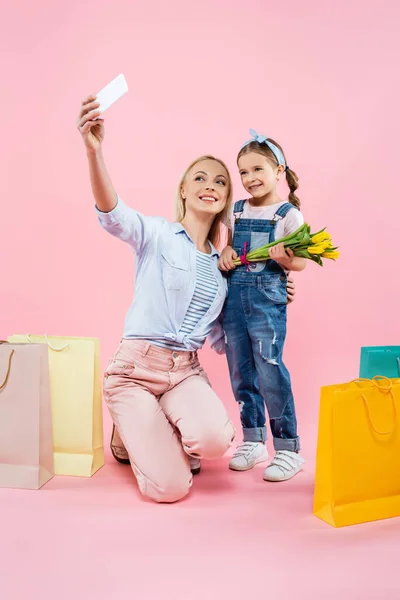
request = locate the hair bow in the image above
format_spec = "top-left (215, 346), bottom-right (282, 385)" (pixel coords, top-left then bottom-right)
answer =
top-left (242, 129), bottom-right (288, 171)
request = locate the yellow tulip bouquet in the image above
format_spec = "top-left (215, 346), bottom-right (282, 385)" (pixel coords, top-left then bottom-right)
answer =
top-left (233, 224), bottom-right (339, 267)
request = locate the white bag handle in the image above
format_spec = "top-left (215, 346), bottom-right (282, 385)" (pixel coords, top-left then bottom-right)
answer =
top-left (25, 334), bottom-right (70, 352)
top-left (352, 377), bottom-right (397, 436)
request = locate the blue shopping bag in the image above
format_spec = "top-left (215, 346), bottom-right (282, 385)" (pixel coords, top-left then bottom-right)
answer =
top-left (360, 346), bottom-right (400, 379)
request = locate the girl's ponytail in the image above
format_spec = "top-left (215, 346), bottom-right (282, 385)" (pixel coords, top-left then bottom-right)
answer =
top-left (286, 167), bottom-right (300, 209)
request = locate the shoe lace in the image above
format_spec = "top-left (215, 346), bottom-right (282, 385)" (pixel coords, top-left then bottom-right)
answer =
top-left (233, 442), bottom-right (260, 458)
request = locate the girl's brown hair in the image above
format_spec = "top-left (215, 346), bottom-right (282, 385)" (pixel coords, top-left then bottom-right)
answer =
top-left (237, 140), bottom-right (300, 209)
top-left (175, 155), bottom-right (233, 249)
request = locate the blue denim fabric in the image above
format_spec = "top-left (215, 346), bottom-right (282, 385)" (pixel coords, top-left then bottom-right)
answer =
top-left (223, 200), bottom-right (300, 451)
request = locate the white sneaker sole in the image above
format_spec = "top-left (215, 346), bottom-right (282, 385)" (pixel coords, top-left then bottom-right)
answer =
top-left (229, 453), bottom-right (269, 472)
top-left (263, 465), bottom-right (303, 482)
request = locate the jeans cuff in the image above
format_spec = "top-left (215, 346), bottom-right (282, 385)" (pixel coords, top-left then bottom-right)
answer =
top-left (243, 427), bottom-right (267, 443)
top-left (273, 437), bottom-right (300, 452)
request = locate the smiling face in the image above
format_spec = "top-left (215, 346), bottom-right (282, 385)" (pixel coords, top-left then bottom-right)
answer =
top-left (238, 151), bottom-right (284, 200)
top-left (181, 158), bottom-right (230, 217)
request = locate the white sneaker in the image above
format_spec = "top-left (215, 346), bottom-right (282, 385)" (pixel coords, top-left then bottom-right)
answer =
top-left (263, 451), bottom-right (305, 482)
top-left (229, 442), bottom-right (269, 471)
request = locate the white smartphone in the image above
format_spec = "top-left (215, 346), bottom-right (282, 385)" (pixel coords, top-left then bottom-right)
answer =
top-left (95, 74), bottom-right (128, 118)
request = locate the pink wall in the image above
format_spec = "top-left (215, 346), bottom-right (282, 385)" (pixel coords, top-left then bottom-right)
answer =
top-left (1, 0), bottom-right (399, 456)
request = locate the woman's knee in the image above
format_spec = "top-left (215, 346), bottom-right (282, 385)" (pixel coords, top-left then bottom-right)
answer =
top-left (144, 479), bottom-right (192, 503)
top-left (144, 484), bottom-right (190, 503)
top-left (133, 465), bottom-right (192, 503)
top-left (184, 420), bottom-right (235, 460)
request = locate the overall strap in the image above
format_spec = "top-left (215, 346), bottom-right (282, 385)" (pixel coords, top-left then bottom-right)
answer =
top-left (274, 202), bottom-right (296, 220)
top-left (233, 199), bottom-right (247, 224)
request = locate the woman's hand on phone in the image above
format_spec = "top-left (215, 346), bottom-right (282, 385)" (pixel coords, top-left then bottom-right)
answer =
top-left (76, 95), bottom-right (104, 152)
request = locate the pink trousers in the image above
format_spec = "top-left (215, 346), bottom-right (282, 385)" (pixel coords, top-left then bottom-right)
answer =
top-left (103, 340), bottom-right (235, 503)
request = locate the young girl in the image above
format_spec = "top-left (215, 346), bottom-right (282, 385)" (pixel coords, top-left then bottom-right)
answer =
top-left (219, 129), bottom-right (306, 482)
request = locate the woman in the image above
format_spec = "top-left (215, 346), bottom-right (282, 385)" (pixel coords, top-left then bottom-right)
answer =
top-left (76, 95), bottom-right (296, 503)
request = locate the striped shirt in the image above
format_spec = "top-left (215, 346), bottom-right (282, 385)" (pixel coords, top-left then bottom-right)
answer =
top-left (152, 251), bottom-right (218, 351)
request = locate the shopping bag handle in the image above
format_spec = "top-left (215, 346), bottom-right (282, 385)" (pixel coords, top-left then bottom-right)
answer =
top-left (0, 348), bottom-right (15, 393)
top-left (352, 377), bottom-right (397, 436)
top-left (25, 334), bottom-right (69, 352)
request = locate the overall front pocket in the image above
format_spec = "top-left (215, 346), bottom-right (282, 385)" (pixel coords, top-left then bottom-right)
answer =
top-left (260, 280), bottom-right (288, 305)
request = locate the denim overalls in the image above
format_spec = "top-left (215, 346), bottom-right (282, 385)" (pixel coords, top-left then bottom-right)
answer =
top-left (223, 200), bottom-right (300, 451)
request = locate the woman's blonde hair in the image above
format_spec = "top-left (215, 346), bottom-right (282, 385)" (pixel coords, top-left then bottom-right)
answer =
top-left (174, 155), bottom-right (233, 249)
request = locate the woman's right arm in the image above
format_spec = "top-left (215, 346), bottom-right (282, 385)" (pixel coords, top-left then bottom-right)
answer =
top-left (76, 95), bottom-right (159, 252)
top-left (77, 95), bottom-right (117, 212)
top-left (87, 149), bottom-right (118, 213)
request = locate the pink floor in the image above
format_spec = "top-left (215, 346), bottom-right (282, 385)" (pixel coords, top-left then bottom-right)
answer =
top-left (1, 442), bottom-right (399, 600)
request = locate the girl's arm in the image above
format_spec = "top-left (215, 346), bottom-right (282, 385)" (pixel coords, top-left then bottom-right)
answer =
top-left (270, 245), bottom-right (306, 272)
top-left (218, 228), bottom-right (238, 271)
top-left (284, 256), bottom-right (307, 272)
top-left (272, 207), bottom-right (307, 271)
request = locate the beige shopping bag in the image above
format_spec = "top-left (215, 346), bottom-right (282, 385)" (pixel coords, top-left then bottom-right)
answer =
top-left (0, 343), bottom-right (54, 490)
top-left (8, 335), bottom-right (104, 477)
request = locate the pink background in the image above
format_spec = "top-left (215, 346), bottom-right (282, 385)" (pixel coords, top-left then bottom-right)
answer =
top-left (1, 1), bottom-right (400, 598)
top-left (2, 0), bottom-right (399, 448)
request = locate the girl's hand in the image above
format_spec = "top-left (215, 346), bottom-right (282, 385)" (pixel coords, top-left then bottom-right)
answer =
top-left (76, 95), bottom-right (105, 152)
top-left (269, 243), bottom-right (294, 269)
top-left (218, 246), bottom-right (238, 271)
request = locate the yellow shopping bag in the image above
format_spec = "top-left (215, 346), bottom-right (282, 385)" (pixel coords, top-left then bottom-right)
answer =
top-left (314, 377), bottom-right (400, 527)
top-left (8, 335), bottom-right (104, 477)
